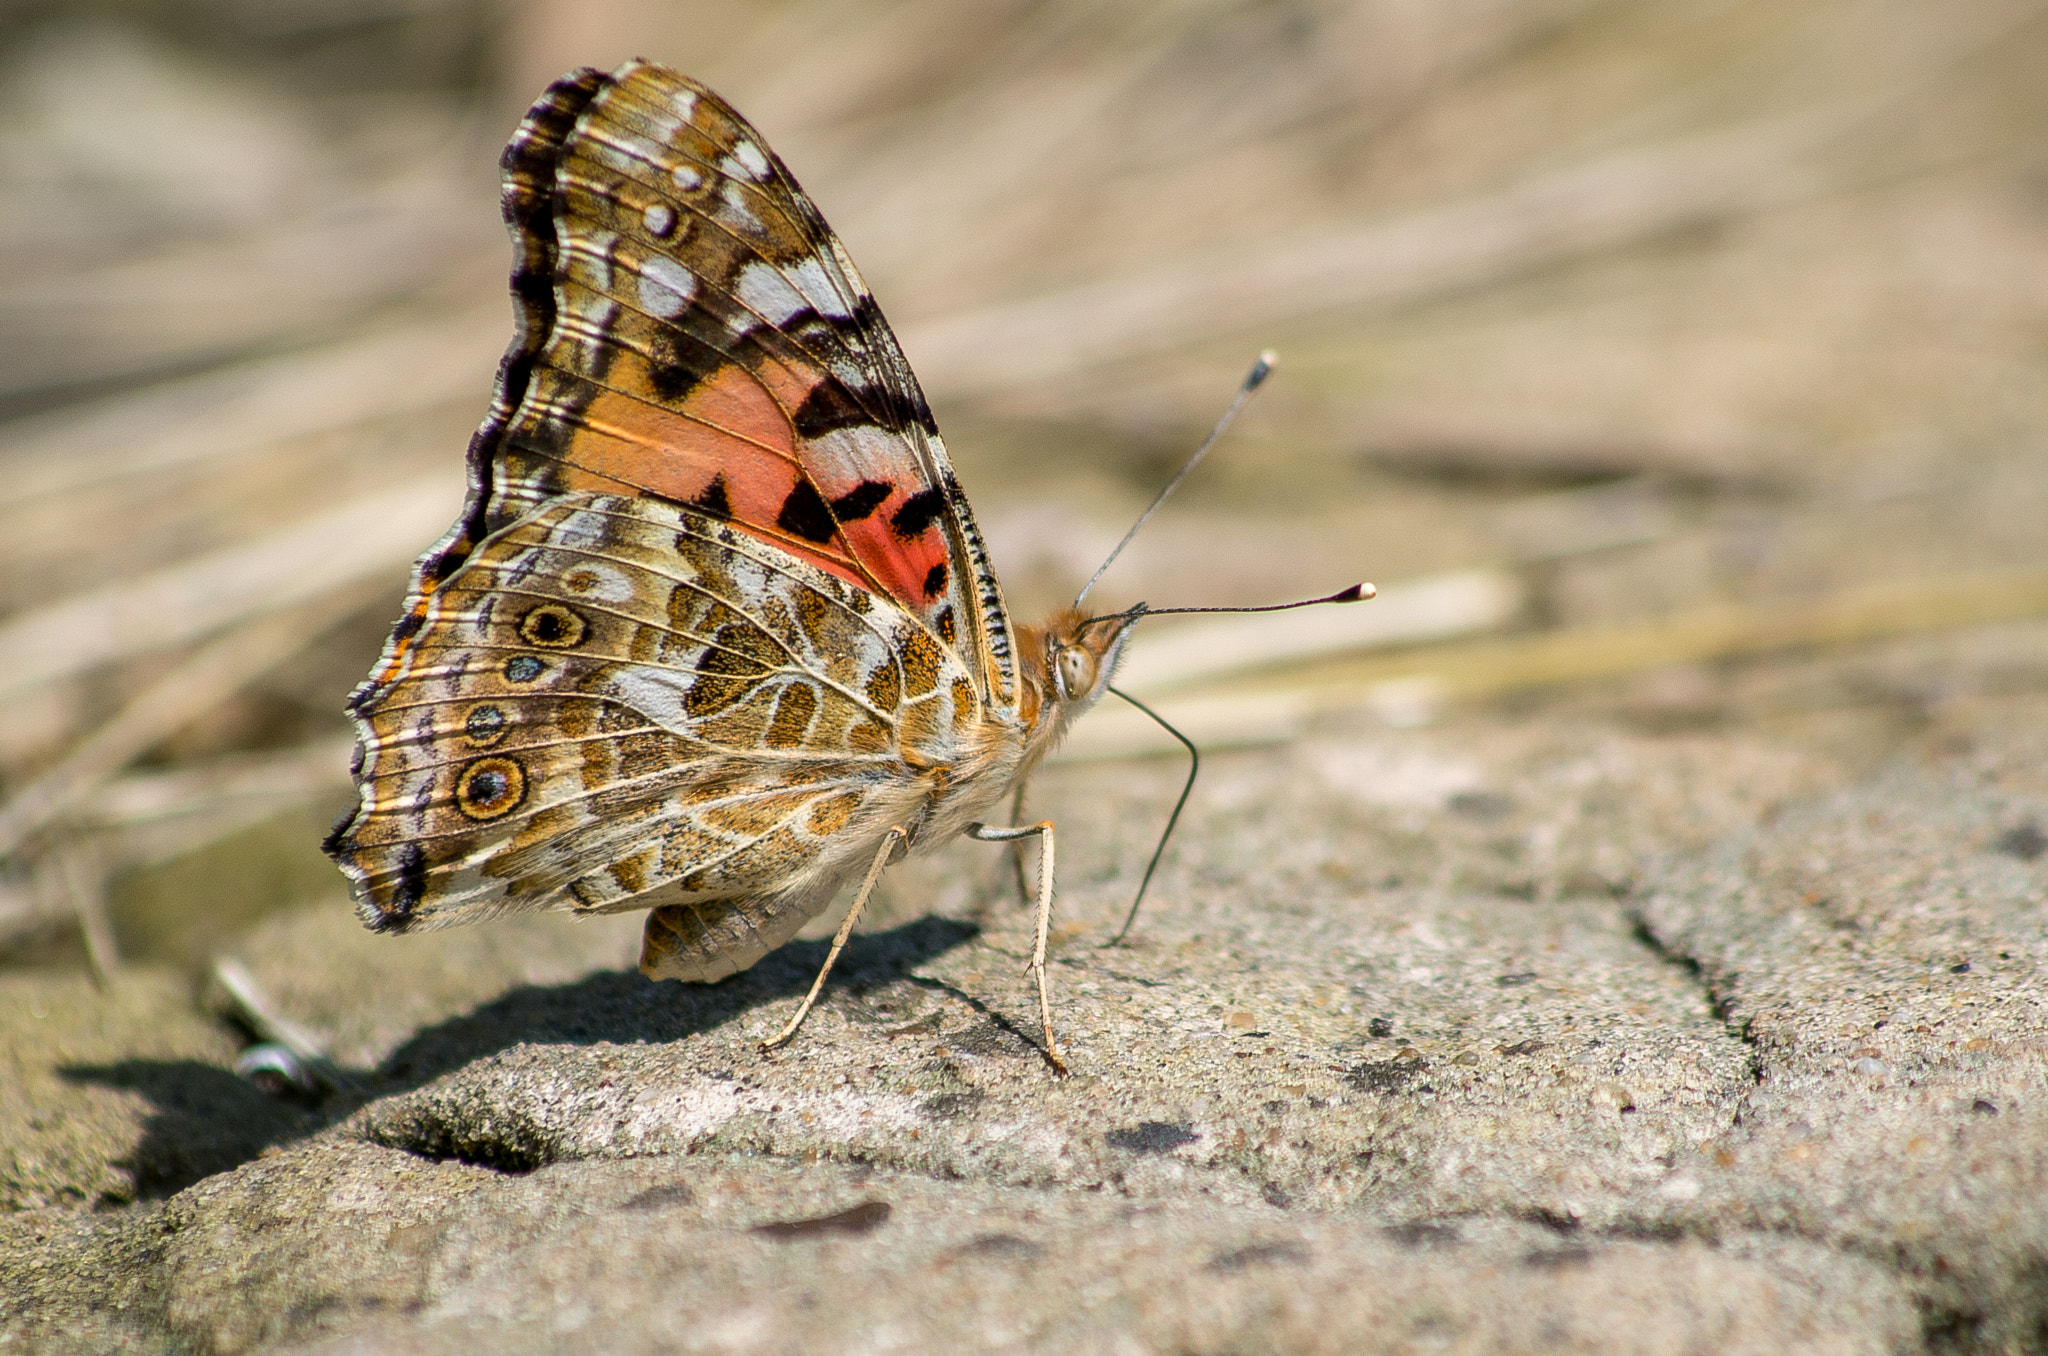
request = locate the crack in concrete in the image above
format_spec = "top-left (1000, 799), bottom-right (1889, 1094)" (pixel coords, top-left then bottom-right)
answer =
top-left (1624, 908), bottom-right (1763, 1085)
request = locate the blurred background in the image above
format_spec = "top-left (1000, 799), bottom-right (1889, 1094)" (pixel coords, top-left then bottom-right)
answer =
top-left (2, 0), bottom-right (2047, 981)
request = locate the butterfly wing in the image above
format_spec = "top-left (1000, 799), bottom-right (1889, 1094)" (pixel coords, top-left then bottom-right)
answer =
top-left (325, 63), bottom-right (1021, 954)
top-left (378, 60), bottom-right (1016, 707)
top-left (329, 493), bottom-right (984, 956)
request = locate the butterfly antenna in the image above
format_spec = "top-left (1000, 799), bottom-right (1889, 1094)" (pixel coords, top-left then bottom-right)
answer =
top-left (1076, 582), bottom-right (1375, 636)
top-left (1103, 685), bottom-right (1198, 947)
top-left (1073, 350), bottom-right (1278, 609)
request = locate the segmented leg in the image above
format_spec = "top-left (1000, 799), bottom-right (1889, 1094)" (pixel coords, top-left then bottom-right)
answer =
top-left (967, 819), bottom-right (1065, 1075)
top-left (761, 826), bottom-right (907, 1053)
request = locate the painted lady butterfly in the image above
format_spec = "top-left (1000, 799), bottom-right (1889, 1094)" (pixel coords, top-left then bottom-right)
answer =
top-left (324, 60), bottom-right (1359, 1073)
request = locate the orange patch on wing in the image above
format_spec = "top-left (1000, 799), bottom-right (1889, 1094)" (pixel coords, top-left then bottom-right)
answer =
top-left (753, 355), bottom-right (823, 415)
top-left (560, 377), bottom-right (789, 502)
top-left (756, 359), bottom-right (957, 619)
top-left (556, 375), bottom-right (879, 593)
top-left (680, 363), bottom-right (800, 458)
top-left (837, 513), bottom-right (950, 616)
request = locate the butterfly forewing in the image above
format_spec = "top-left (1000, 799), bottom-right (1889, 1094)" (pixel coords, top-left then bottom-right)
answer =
top-left (493, 63), bottom-right (1010, 695)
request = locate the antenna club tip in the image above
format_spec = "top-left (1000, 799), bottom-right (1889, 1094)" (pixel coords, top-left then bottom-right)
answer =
top-left (1246, 350), bottom-right (1278, 388)
top-left (1337, 582), bottom-right (1375, 602)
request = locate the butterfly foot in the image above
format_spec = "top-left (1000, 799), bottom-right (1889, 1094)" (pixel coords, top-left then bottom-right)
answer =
top-left (1024, 956), bottom-right (1068, 1076)
top-left (759, 1015), bottom-right (805, 1055)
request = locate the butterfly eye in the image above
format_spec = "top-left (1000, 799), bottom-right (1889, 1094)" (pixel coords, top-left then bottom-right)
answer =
top-left (1055, 645), bottom-right (1096, 702)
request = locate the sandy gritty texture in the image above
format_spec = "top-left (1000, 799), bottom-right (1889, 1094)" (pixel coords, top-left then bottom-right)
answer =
top-left (0, 966), bottom-right (309, 1213)
top-left (3, 656), bottom-right (2047, 1352)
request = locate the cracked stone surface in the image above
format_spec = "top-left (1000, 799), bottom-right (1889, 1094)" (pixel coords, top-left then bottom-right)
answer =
top-left (3, 676), bottom-right (2047, 1351)
top-left (2, 1144), bottom-right (1918, 1355)
top-left (1636, 715), bottom-right (2048, 1347)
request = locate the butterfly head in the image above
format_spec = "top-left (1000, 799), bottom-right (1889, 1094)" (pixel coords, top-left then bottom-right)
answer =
top-left (1022, 606), bottom-right (1141, 734)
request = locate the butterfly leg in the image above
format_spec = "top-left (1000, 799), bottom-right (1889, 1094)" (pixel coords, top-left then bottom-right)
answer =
top-left (761, 825), bottom-right (908, 1054)
top-left (1007, 782), bottom-right (1033, 902)
top-left (967, 820), bottom-right (1066, 1075)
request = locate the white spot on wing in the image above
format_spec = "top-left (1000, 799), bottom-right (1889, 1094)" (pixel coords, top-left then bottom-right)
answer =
top-left (638, 255), bottom-right (697, 318)
top-left (553, 509), bottom-right (613, 550)
top-left (788, 255), bottom-right (854, 319)
top-left (637, 103), bottom-right (682, 139)
top-left (717, 179), bottom-right (760, 233)
top-left (608, 665), bottom-right (699, 736)
top-left (803, 424), bottom-right (904, 487)
top-left (643, 202), bottom-right (676, 237)
top-left (618, 133), bottom-right (663, 166)
top-left (731, 140), bottom-right (769, 180)
top-left (734, 261), bottom-right (807, 326)
top-left (671, 163), bottom-right (704, 191)
top-left (589, 134), bottom-right (661, 177)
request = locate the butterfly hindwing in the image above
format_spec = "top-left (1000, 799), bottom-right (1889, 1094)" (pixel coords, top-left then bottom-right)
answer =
top-left (333, 495), bottom-right (984, 939)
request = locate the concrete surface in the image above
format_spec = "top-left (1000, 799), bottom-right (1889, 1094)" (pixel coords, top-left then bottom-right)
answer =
top-left (2, 667), bottom-right (2045, 1352)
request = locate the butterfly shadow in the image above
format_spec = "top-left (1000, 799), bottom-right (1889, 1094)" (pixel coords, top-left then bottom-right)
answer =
top-left (375, 912), bottom-right (981, 1085)
top-left (60, 913), bottom-right (979, 1200)
top-left (53, 1057), bottom-right (329, 1205)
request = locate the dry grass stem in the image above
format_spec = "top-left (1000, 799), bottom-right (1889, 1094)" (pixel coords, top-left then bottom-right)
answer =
top-left (0, 307), bottom-right (501, 512)
top-left (1066, 566), bottom-right (2048, 759)
top-left (0, 590), bottom-right (377, 861)
top-left (0, 475), bottom-right (461, 701)
top-left (901, 106), bottom-right (1863, 397)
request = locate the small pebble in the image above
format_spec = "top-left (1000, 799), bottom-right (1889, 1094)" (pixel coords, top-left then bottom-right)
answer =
top-left (1851, 1056), bottom-right (1889, 1076)
top-left (236, 1043), bottom-right (316, 1097)
top-left (1992, 823), bottom-right (2046, 861)
top-left (1590, 1083), bottom-right (1635, 1113)
top-left (1972, 1099), bottom-right (2000, 1116)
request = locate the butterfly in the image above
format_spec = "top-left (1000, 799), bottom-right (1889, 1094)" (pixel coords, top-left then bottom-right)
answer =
top-left (321, 59), bottom-right (1145, 1074)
